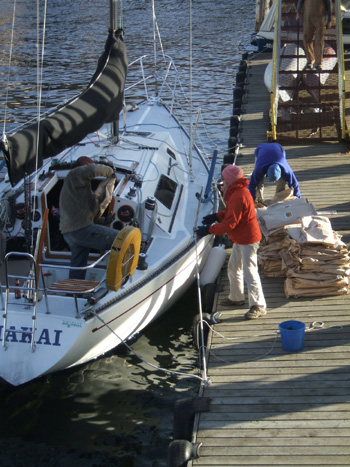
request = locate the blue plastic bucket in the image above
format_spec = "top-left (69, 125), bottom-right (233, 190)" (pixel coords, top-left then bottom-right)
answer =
top-left (279, 320), bottom-right (306, 352)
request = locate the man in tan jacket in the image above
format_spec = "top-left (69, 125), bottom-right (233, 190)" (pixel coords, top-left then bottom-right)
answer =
top-left (59, 156), bottom-right (117, 279)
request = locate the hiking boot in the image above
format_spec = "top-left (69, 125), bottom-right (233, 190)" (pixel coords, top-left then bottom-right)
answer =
top-left (220, 298), bottom-right (245, 306)
top-left (245, 305), bottom-right (267, 320)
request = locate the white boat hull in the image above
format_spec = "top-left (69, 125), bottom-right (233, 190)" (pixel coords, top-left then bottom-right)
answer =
top-left (1, 236), bottom-right (213, 386)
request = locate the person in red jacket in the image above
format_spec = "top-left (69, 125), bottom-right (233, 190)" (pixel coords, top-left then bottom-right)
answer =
top-left (196, 165), bottom-right (266, 319)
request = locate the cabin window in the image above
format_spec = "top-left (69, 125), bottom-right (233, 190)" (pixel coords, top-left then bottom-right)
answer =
top-left (154, 175), bottom-right (177, 210)
top-left (167, 147), bottom-right (176, 160)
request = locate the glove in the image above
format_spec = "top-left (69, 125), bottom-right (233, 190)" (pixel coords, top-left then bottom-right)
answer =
top-left (96, 213), bottom-right (116, 225)
top-left (202, 213), bottom-right (217, 225)
top-left (195, 225), bottom-right (210, 239)
top-left (104, 213), bottom-right (116, 225)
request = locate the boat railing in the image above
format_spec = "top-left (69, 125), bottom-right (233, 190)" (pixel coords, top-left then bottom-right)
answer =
top-left (39, 251), bottom-right (111, 317)
top-left (125, 53), bottom-right (191, 126)
top-left (1, 252), bottom-right (39, 349)
top-left (0, 251), bottom-right (111, 321)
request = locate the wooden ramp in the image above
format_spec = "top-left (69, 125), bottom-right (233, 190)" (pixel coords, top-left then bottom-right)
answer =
top-left (190, 51), bottom-right (350, 466)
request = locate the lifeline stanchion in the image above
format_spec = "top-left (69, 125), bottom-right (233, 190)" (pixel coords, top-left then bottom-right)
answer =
top-left (192, 186), bottom-right (211, 387)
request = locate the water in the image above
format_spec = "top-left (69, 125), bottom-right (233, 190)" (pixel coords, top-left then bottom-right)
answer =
top-left (0, 1), bottom-right (256, 465)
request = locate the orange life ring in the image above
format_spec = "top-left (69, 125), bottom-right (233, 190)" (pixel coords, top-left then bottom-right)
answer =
top-left (106, 226), bottom-right (141, 292)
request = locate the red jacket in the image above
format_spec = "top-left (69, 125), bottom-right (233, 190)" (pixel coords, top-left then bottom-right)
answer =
top-left (209, 178), bottom-right (261, 245)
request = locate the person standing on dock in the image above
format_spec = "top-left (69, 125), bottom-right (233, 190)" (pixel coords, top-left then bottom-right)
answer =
top-left (248, 142), bottom-right (301, 204)
top-left (196, 165), bottom-right (266, 320)
top-left (296, 0), bottom-right (332, 72)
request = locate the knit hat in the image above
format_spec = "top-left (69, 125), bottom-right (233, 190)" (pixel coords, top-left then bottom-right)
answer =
top-left (77, 156), bottom-right (94, 166)
top-left (267, 163), bottom-right (282, 181)
top-left (222, 165), bottom-right (244, 186)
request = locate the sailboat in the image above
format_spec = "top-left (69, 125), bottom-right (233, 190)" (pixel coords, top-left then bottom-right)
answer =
top-left (0, 0), bottom-right (219, 386)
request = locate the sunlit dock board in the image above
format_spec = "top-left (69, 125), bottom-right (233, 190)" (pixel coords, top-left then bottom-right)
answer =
top-left (190, 52), bottom-right (350, 466)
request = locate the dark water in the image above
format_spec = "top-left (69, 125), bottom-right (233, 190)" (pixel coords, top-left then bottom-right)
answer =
top-left (0, 1), bottom-right (256, 465)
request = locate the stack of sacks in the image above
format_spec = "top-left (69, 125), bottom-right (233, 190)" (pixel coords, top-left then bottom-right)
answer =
top-left (256, 198), bottom-right (317, 277)
top-left (258, 229), bottom-right (290, 277)
top-left (281, 215), bottom-right (350, 298)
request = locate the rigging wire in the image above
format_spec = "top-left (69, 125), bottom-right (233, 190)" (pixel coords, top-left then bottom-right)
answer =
top-left (29, 0), bottom-right (48, 254)
top-left (189, 0), bottom-right (193, 175)
top-left (2, 0), bottom-right (17, 137)
top-left (151, 0), bottom-right (158, 96)
top-left (192, 186), bottom-right (210, 386)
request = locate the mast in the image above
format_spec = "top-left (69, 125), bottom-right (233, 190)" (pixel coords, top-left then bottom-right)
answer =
top-left (110, 0), bottom-right (123, 139)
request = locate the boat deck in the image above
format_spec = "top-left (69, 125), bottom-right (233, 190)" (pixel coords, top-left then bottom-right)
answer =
top-left (190, 52), bottom-right (350, 466)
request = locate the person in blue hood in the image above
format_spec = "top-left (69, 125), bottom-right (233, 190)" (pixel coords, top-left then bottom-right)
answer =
top-left (248, 142), bottom-right (301, 203)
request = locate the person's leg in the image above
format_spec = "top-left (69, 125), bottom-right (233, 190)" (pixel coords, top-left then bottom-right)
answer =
top-left (313, 15), bottom-right (326, 67)
top-left (227, 243), bottom-right (245, 302)
top-left (275, 176), bottom-right (286, 194)
top-left (303, 14), bottom-right (316, 65)
top-left (80, 224), bottom-right (118, 251)
top-left (240, 242), bottom-right (266, 309)
top-left (64, 225), bottom-right (118, 279)
top-left (256, 177), bottom-right (265, 203)
top-left (63, 232), bottom-right (90, 279)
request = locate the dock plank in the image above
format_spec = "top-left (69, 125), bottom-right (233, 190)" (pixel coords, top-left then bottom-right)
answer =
top-left (190, 51), bottom-right (350, 466)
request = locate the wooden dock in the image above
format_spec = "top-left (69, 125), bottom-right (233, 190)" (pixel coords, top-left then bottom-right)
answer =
top-left (190, 52), bottom-right (350, 466)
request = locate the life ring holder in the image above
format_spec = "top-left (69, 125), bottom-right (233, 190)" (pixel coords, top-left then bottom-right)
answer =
top-left (106, 226), bottom-right (141, 292)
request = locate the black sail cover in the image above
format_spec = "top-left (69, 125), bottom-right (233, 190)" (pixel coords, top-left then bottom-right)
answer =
top-left (1, 29), bottom-right (128, 186)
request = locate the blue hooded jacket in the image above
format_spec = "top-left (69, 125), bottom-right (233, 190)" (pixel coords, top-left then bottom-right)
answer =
top-left (248, 143), bottom-right (301, 200)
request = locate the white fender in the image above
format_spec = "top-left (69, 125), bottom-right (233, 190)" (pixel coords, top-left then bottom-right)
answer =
top-left (199, 245), bottom-right (227, 286)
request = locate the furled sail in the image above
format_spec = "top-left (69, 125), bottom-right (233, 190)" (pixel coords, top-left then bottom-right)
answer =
top-left (1, 29), bottom-right (128, 186)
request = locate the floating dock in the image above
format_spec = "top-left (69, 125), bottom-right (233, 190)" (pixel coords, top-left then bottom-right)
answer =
top-left (189, 51), bottom-right (350, 466)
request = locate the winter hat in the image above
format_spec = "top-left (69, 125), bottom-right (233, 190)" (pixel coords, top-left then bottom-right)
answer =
top-left (77, 156), bottom-right (94, 166)
top-left (267, 163), bottom-right (282, 181)
top-left (222, 165), bottom-right (244, 186)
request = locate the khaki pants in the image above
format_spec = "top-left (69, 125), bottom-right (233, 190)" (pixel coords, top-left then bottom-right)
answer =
top-left (256, 176), bottom-right (286, 203)
top-left (228, 242), bottom-right (266, 308)
top-left (303, 0), bottom-right (326, 66)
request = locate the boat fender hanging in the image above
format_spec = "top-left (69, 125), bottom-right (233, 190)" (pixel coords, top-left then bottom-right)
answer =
top-left (239, 59), bottom-right (247, 71)
top-left (233, 87), bottom-right (244, 101)
top-left (192, 312), bottom-right (211, 350)
top-left (173, 398), bottom-right (196, 441)
top-left (167, 440), bottom-right (201, 467)
top-left (106, 226), bottom-right (141, 292)
top-left (236, 70), bottom-right (246, 85)
top-left (233, 98), bottom-right (242, 111)
top-left (228, 137), bottom-right (237, 153)
top-left (223, 154), bottom-right (236, 166)
top-left (230, 115), bottom-right (240, 128)
top-left (199, 245), bottom-right (227, 286)
top-left (200, 282), bottom-right (217, 315)
top-left (173, 397), bottom-right (211, 441)
top-left (230, 126), bottom-right (238, 138)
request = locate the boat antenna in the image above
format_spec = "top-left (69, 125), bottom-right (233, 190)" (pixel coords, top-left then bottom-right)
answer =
top-left (110, 0), bottom-right (123, 139)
